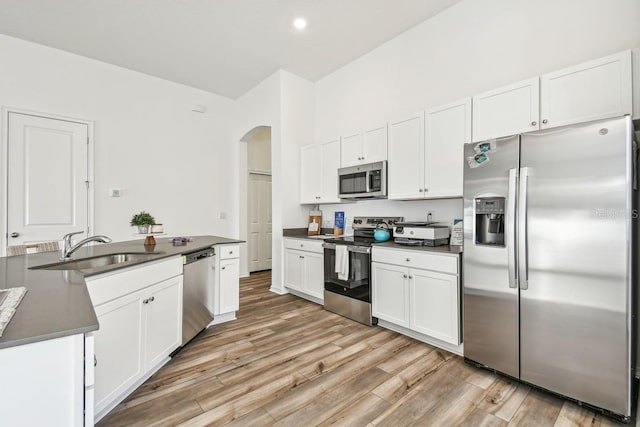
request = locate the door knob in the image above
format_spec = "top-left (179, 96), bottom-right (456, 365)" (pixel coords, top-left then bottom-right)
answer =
top-left (10, 232), bottom-right (19, 238)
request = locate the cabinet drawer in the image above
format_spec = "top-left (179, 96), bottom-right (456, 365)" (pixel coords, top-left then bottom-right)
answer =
top-left (372, 247), bottom-right (458, 275)
top-left (283, 238), bottom-right (324, 254)
top-left (86, 256), bottom-right (183, 306)
top-left (219, 244), bottom-right (239, 260)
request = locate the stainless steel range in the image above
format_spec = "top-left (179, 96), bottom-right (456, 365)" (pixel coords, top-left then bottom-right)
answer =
top-left (322, 216), bottom-right (403, 325)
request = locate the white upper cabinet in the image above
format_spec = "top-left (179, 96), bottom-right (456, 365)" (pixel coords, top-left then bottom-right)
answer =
top-left (425, 98), bottom-right (471, 198)
top-left (362, 124), bottom-right (388, 163)
top-left (340, 133), bottom-right (363, 167)
top-left (340, 124), bottom-right (388, 167)
top-left (472, 77), bottom-right (540, 142)
top-left (388, 112), bottom-right (425, 200)
top-left (300, 138), bottom-right (341, 204)
top-left (388, 100), bottom-right (471, 200)
top-left (472, 50), bottom-right (633, 142)
top-left (320, 138), bottom-right (341, 203)
top-left (540, 50), bottom-right (632, 129)
top-left (300, 144), bottom-right (321, 204)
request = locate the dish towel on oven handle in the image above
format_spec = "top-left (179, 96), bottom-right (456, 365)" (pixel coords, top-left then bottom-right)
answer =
top-left (335, 245), bottom-right (349, 281)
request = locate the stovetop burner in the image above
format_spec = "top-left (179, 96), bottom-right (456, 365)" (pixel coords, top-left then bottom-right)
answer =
top-left (324, 216), bottom-right (404, 247)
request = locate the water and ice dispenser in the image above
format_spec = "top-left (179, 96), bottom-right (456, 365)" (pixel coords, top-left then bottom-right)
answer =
top-left (475, 197), bottom-right (505, 246)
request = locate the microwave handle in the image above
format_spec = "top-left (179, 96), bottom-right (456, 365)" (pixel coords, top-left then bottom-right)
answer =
top-left (365, 171), bottom-right (371, 193)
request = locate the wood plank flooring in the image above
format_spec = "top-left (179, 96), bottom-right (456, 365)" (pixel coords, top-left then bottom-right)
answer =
top-left (98, 271), bottom-right (632, 427)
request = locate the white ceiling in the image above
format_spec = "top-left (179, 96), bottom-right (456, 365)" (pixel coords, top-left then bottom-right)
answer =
top-left (0, 0), bottom-right (463, 99)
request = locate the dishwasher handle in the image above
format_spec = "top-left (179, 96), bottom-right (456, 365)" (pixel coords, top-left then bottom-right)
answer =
top-left (184, 248), bottom-right (215, 264)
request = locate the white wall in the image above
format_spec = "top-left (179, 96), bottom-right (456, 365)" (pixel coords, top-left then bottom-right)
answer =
top-left (312, 0), bottom-right (640, 225)
top-left (234, 70), bottom-right (313, 286)
top-left (0, 34), bottom-right (236, 244)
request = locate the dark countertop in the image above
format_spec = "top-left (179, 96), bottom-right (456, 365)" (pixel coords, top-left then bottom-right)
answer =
top-left (283, 231), bottom-right (463, 254)
top-left (0, 235), bottom-right (242, 350)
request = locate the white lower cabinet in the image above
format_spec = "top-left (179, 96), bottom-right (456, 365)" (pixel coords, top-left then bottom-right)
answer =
top-left (0, 334), bottom-right (86, 427)
top-left (86, 256), bottom-right (183, 422)
top-left (371, 262), bottom-right (409, 327)
top-left (409, 268), bottom-right (459, 344)
top-left (284, 238), bottom-right (324, 302)
top-left (372, 247), bottom-right (461, 352)
top-left (214, 244), bottom-right (240, 321)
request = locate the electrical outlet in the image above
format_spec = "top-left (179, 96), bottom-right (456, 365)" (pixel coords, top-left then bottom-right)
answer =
top-left (109, 188), bottom-right (122, 197)
top-left (427, 210), bottom-right (435, 222)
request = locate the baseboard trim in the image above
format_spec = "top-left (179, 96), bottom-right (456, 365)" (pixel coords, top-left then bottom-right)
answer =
top-left (377, 319), bottom-right (464, 356)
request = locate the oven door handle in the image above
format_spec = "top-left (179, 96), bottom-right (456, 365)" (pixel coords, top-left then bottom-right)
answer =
top-left (322, 243), bottom-right (336, 249)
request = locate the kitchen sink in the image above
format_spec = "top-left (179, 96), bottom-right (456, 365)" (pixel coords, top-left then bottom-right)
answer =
top-left (32, 252), bottom-right (164, 271)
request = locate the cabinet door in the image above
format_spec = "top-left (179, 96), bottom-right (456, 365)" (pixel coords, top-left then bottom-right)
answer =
top-left (340, 132), bottom-right (363, 167)
top-left (372, 262), bottom-right (409, 327)
top-left (540, 50), bottom-right (632, 129)
top-left (284, 249), bottom-right (304, 291)
top-left (410, 268), bottom-right (459, 345)
top-left (320, 139), bottom-right (341, 203)
top-left (425, 98), bottom-right (471, 198)
top-left (387, 112), bottom-right (425, 200)
top-left (300, 144), bottom-right (322, 204)
top-left (472, 77), bottom-right (540, 142)
top-left (219, 258), bottom-right (240, 314)
top-left (93, 290), bottom-right (144, 414)
top-left (144, 276), bottom-right (183, 369)
top-left (303, 251), bottom-right (324, 300)
top-left (362, 124), bottom-right (388, 163)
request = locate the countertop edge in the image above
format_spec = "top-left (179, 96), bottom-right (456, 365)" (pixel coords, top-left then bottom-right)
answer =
top-left (0, 235), bottom-right (243, 350)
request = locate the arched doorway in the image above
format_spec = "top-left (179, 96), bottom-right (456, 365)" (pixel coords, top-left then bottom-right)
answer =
top-left (240, 126), bottom-right (272, 273)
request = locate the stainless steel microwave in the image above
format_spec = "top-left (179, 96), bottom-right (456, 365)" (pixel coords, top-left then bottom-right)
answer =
top-left (338, 161), bottom-right (387, 199)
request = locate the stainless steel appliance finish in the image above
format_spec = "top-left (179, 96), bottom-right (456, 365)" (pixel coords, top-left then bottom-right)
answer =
top-left (463, 116), bottom-right (634, 421)
top-left (182, 247), bottom-right (215, 345)
top-left (338, 161), bottom-right (387, 199)
top-left (323, 216), bottom-right (403, 326)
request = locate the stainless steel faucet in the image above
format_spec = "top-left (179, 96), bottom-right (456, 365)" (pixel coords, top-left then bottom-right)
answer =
top-left (61, 231), bottom-right (112, 260)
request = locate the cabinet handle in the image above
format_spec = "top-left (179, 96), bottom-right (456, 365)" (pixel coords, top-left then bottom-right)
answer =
top-left (424, 188), bottom-right (428, 192)
top-left (406, 258), bottom-right (410, 262)
top-left (143, 299), bottom-right (149, 304)
top-left (300, 256), bottom-right (305, 259)
top-left (149, 296), bottom-right (155, 302)
top-left (403, 274), bottom-right (407, 278)
top-left (531, 121), bottom-right (537, 126)
top-left (408, 275), bottom-right (413, 280)
top-left (419, 189), bottom-right (423, 192)
top-left (222, 266), bottom-right (226, 270)
top-left (542, 119), bottom-right (548, 124)
top-left (94, 355), bottom-right (97, 367)
top-left (229, 251), bottom-right (233, 254)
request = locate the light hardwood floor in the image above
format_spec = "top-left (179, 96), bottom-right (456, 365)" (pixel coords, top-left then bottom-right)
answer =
top-left (99, 271), bottom-right (632, 427)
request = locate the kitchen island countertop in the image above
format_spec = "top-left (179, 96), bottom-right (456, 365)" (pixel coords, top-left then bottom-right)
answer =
top-left (0, 235), bottom-right (242, 350)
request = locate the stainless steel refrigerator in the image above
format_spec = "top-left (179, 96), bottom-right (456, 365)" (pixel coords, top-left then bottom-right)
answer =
top-left (462, 116), bottom-right (635, 421)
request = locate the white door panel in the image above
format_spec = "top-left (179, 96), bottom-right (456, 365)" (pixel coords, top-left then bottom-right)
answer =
top-left (7, 112), bottom-right (89, 245)
top-left (248, 173), bottom-right (272, 272)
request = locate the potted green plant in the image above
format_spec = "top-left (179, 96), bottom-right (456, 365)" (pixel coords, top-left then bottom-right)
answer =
top-left (130, 211), bottom-right (155, 234)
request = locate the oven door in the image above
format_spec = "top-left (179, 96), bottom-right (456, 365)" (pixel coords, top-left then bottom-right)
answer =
top-left (322, 243), bottom-right (371, 302)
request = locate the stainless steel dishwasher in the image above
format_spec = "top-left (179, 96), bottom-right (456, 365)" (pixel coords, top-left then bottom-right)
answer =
top-left (182, 247), bottom-right (215, 345)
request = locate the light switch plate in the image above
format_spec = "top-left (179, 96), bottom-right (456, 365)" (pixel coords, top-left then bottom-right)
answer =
top-left (109, 188), bottom-right (122, 197)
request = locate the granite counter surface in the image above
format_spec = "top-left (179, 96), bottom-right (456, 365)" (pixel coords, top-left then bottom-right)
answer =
top-left (0, 235), bottom-right (242, 350)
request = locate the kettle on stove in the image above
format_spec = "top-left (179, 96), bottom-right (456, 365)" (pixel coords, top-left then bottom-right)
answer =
top-left (373, 222), bottom-right (391, 242)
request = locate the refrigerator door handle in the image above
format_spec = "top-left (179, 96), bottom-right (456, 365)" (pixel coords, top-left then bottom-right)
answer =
top-left (518, 167), bottom-right (529, 290)
top-left (507, 168), bottom-right (518, 288)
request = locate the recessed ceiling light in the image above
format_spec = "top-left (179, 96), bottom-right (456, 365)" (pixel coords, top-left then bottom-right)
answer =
top-left (293, 17), bottom-right (307, 30)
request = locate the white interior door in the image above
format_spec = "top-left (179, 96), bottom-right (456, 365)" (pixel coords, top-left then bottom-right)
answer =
top-left (248, 173), bottom-right (272, 272)
top-left (7, 112), bottom-right (90, 246)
